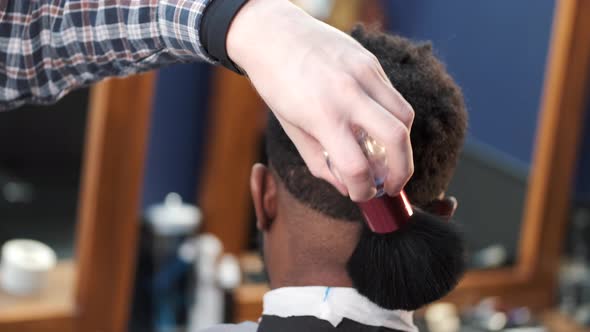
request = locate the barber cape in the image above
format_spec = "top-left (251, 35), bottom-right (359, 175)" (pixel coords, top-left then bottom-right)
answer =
top-left (199, 287), bottom-right (418, 332)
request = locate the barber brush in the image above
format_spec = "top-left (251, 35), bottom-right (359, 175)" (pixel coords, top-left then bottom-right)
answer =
top-left (328, 128), bottom-right (466, 311)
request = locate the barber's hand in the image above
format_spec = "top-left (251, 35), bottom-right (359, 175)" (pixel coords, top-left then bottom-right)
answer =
top-left (227, 0), bottom-right (414, 202)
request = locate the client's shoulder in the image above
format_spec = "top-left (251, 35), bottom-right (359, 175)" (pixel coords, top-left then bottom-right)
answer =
top-left (197, 322), bottom-right (258, 332)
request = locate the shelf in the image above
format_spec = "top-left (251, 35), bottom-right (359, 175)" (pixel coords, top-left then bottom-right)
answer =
top-left (0, 260), bottom-right (75, 332)
top-left (541, 311), bottom-right (590, 332)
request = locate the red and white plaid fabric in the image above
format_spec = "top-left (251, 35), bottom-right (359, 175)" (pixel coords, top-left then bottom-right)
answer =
top-left (0, 0), bottom-right (215, 110)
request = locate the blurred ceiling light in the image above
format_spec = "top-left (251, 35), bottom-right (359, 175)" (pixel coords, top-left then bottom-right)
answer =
top-left (3, 181), bottom-right (34, 203)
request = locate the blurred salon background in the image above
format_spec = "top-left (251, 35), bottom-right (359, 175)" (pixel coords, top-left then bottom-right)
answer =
top-left (0, 1), bottom-right (589, 332)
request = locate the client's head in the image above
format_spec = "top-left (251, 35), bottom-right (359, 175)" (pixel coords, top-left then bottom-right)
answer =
top-left (250, 25), bottom-right (467, 304)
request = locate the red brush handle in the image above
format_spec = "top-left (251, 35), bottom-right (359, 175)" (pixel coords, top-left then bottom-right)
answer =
top-left (357, 191), bottom-right (414, 234)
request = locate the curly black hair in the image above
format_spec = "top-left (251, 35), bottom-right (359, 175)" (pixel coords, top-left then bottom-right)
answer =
top-left (265, 25), bottom-right (467, 221)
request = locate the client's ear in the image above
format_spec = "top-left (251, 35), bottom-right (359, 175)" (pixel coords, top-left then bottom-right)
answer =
top-left (425, 196), bottom-right (458, 221)
top-left (250, 163), bottom-right (277, 231)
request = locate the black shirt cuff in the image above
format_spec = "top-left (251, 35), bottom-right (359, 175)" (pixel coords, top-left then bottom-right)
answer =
top-left (200, 0), bottom-right (249, 74)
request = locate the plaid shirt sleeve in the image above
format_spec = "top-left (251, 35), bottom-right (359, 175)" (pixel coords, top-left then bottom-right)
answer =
top-left (0, 0), bottom-right (216, 110)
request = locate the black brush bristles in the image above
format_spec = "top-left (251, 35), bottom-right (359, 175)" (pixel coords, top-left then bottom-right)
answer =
top-left (347, 211), bottom-right (466, 311)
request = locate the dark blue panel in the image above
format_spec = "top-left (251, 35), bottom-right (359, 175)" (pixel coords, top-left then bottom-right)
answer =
top-left (574, 86), bottom-right (590, 201)
top-left (384, 0), bottom-right (555, 165)
top-left (142, 63), bottom-right (212, 209)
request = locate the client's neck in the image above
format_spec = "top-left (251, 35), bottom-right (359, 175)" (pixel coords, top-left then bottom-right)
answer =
top-left (270, 203), bottom-right (361, 290)
top-left (271, 256), bottom-right (354, 289)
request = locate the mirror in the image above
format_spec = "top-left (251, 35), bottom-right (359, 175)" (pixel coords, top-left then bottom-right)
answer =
top-left (385, 0), bottom-right (557, 269)
top-left (0, 88), bottom-right (87, 330)
top-left (0, 89), bottom-right (89, 259)
top-left (0, 72), bottom-right (156, 332)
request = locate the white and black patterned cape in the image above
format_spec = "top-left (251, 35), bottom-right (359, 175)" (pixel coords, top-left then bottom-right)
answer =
top-left (199, 287), bottom-right (418, 332)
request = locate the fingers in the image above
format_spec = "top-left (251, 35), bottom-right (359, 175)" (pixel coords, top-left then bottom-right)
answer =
top-left (350, 91), bottom-right (414, 196)
top-left (352, 53), bottom-right (415, 129)
top-left (275, 116), bottom-right (348, 195)
top-left (314, 122), bottom-right (377, 202)
top-left (281, 113), bottom-right (379, 201)
top-left (279, 73), bottom-right (414, 199)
